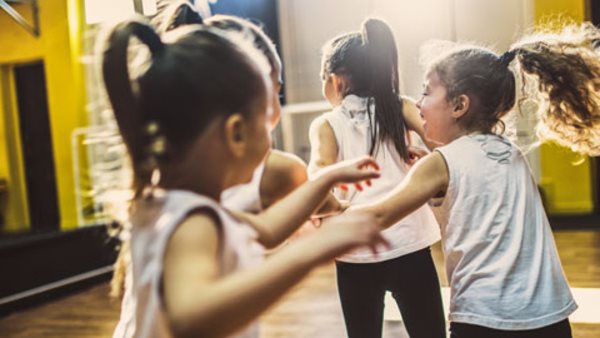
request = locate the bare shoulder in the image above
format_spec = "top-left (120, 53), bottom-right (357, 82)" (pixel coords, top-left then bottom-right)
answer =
top-left (261, 150), bottom-right (308, 208)
top-left (309, 115), bottom-right (335, 139)
top-left (409, 151), bottom-right (449, 191)
top-left (166, 209), bottom-right (221, 260)
top-left (267, 149), bottom-right (307, 174)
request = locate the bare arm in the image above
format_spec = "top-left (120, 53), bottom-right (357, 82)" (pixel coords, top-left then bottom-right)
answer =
top-left (260, 148), bottom-right (343, 220)
top-left (163, 208), bottom-right (385, 338)
top-left (353, 152), bottom-right (449, 229)
top-left (307, 115), bottom-right (338, 175)
top-left (237, 156), bottom-right (379, 248)
top-left (260, 149), bottom-right (308, 209)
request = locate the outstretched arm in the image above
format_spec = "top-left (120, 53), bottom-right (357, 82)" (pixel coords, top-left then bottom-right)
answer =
top-left (237, 156), bottom-right (379, 248)
top-left (163, 208), bottom-right (385, 338)
top-left (353, 151), bottom-right (449, 229)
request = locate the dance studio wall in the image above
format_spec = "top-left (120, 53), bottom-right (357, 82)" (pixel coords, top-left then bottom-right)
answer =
top-left (278, 0), bottom-right (595, 216)
top-left (0, 0), bottom-right (87, 231)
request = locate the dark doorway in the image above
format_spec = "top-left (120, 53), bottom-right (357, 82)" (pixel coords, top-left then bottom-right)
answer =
top-left (14, 62), bottom-right (60, 231)
top-left (209, 0), bottom-right (283, 102)
top-left (592, 0), bottom-right (600, 27)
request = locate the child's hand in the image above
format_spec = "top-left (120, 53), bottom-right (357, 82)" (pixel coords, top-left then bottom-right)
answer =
top-left (315, 156), bottom-right (380, 192)
top-left (318, 210), bottom-right (390, 258)
top-left (407, 146), bottom-right (429, 165)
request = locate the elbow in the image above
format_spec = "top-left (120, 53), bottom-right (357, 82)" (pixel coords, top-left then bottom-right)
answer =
top-left (170, 316), bottom-right (215, 338)
top-left (257, 231), bottom-right (283, 249)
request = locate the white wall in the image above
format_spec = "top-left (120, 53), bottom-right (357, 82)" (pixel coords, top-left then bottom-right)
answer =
top-left (277, 0), bottom-right (540, 176)
top-left (278, 0), bottom-right (533, 102)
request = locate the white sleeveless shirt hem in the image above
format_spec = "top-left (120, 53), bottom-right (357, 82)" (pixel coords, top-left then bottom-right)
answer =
top-left (449, 300), bottom-right (577, 330)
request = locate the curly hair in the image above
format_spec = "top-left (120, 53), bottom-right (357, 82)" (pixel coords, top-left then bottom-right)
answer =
top-left (425, 23), bottom-right (600, 155)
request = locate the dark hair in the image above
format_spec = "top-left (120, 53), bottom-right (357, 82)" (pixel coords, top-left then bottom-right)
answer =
top-left (321, 18), bottom-right (409, 161)
top-left (155, 2), bottom-right (282, 79)
top-left (428, 47), bottom-right (516, 134)
top-left (101, 19), bottom-right (269, 194)
top-left (205, 15), bottom-right (282, 77)
top-left (426, 23), bottom-right (600, 154)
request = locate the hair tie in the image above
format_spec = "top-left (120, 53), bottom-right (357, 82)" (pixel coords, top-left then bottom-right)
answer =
top-left (498, 50), bottom-right (516, 67)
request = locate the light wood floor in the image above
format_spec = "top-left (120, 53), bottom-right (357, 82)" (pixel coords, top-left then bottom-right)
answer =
top-left (0, 229), bottom-right (599, 338)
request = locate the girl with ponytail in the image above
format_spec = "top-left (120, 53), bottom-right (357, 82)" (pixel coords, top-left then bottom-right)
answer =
top-left (308, 18), bottom-right (446, 338)
top-left (103, 13), bottom-right (389, 338)
top-left (346, 23), bottom-right (600, 338)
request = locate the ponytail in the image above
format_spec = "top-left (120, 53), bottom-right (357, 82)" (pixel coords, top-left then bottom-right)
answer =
top-left (511, 29), bottom-right (600, 154)
top-left (362, 18), bottom-right (409, 161)
top-left (102, 19), bottom-right (166, 195)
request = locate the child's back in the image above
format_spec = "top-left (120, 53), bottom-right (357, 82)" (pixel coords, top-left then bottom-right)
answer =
top-left (435, 134), bottom-right (576, 329)
top-left (322, 94), bottom-right (439, 262)
top-left (128, 190), bottom-right (263, 338)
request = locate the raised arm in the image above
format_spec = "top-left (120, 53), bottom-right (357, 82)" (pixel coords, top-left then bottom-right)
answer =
top-left (260, 149), bottom-right (309, 209)
top-left (237, 156), bottom-right (379, 248)
top-left (353, 151), bottom-right (448, 229)
top-left (307, 115), bottom-right (338, 175)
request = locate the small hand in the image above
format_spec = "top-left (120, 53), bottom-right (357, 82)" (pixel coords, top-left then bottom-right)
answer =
top-left (407, 146), bottom-right (429, 165)
top-left (319, 210), bottom-right (390, 257)
top-left (320, 156), bottom-right (380, 192)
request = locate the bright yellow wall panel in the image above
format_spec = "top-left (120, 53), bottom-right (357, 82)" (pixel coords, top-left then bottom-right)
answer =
top-left (0, 0), bottom-right (87, 230)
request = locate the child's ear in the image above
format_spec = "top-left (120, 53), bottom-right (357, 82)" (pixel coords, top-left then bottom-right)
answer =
top-left (451, 94), bottom-right (470, 120)
top-left (331, 74), bottom-right (348, 98)
top-left (224, 113), bottom-right (248, 158)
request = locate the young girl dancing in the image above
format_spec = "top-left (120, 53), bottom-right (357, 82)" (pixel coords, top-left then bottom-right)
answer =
top-left (350, 23), bottom-right (600, 338)
top-left (104, 18), bottom-right (387, 338)
top-left (308, 18), bottom-right (446, 338)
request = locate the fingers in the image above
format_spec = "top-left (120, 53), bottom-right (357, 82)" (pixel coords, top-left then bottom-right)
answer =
top-left (356, 156), bottom-right (380, 171)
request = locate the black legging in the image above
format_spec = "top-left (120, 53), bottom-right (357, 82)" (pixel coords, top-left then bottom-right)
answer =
top-left (450, 319), bottom-right (572, 338)
top-left (336, 247), bottom-right (446, 338)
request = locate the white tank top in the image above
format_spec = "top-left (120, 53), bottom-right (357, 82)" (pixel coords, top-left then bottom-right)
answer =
top-left (435, 134), bottom-right (577, 330)
top-left (322, 95), bottom-right (440, 263)
top-left (113, 190), bottom-right (264, 338)
top-left (221, 162), bottom-right (266, 213)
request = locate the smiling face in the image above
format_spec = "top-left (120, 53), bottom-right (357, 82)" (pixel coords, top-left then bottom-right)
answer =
top-left (416, 72), bottom-right (462, 145)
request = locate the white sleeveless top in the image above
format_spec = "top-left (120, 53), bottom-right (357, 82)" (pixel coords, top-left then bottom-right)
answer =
top-left (113, 190), bottom-right (264, 338)
top-left (435, 134), bottom-right (577, 330)
top-left (221, 162), bottom-right (266, 213)
top-left (321, 95), bottom-right (440, 263)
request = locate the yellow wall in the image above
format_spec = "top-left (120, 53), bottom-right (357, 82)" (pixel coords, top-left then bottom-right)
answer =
top-left (0, 0), bottom-right (87, 231)
top-left (533, 0), bottom-right (594, 215)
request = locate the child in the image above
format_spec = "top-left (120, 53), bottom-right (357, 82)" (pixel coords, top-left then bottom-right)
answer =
top-left (157, 3), bottom-right (342, 214)
top-left (308, 18), bottom-right (446, 338)
top-left (103, 18), bottom-right (387, 338)
top-left (349, 23), bottom-right (600, 338)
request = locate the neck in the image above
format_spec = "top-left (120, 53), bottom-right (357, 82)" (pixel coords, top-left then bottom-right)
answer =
top-left (159, 163), bottom-right (223, 201)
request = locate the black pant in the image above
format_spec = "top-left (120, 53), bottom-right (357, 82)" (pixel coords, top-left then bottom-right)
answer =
top-left (450, 319), bottom-right (572, 338)
top-left (336, 247), bottom-right (446, 338)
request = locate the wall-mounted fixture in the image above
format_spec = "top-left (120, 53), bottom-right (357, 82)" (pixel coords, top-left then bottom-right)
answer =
top-left (84, 0), bottom-right (158, 24)
top-left (0, 0), bottom-right (40, 37)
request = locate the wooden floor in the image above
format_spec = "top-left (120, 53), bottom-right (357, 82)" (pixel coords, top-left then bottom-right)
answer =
top-left (0, 229), bottom-right (599, 338)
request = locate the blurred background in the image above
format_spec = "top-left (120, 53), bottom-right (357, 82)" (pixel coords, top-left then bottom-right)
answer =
top-left (0, 0), bottom-right (598, 337)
